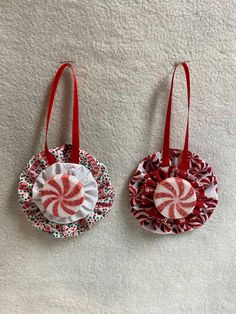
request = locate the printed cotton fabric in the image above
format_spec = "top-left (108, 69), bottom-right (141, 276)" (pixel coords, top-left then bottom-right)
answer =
top-left (18, 144), bottom-right (115, 238)
top-left (129, 149), bottom-right (218, 234)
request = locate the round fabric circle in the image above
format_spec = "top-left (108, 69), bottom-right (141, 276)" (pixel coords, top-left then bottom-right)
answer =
top-left (18, 144), bottom-right (115, 238)
top-left (129, 149), bottom-right (218, 234)
top-left (32, 163), bottom-right (98, 224)
top-left (39, 173), bottom-right (85, 220)
top-left (153, 177), bottom-right (196, 219)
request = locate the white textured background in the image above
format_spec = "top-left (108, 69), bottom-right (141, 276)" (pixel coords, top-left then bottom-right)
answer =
top-left (0, 1), bottom-right (236, 313)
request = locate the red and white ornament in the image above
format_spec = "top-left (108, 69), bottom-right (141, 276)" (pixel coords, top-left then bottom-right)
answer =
top-left (18, 63), bottom-right (115, 238)
top-left (19, 146), bottom-right (115, 238)
top-left (129, 150), bottom-right (218, 234)
top-left (129, 62), bottom-right (219, 234)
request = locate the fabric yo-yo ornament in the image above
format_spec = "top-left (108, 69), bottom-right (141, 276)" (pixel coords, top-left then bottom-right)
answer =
top-left (18, 63), bottom-right (115, 238)
top-left (129, 62), bottom-right (218, 234)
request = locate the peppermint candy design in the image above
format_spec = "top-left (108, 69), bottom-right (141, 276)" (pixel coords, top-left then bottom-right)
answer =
top-left (129, 149), bottom-right (218, 234)
top-left (40, 174), bottom-right (85, 218)
top-left (154, 177), bottom-right (196, 219)
top-left (32, 162), bottom-right (98, 224)
top-left (18, 145), bottom-right (115, 238)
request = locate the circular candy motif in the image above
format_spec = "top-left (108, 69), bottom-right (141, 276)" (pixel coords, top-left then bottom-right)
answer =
top-left (18, 145), bottom-right (115, 238)
top-left (129, 149), bottom-right (218, 234)
top-left (40, 174), bottom-right (85, 219)
top-left (32, 162), bottom-right (98, 224)
top-left (18, 146), bottom-right (115, 238)
top-left (154, 177), bottom-right (196, 219)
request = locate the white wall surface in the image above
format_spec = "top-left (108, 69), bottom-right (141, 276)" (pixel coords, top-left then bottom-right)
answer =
top-left (0, 1), bottom-right (235, 313)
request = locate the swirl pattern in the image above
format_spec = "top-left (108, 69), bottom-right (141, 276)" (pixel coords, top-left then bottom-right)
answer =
top-left (41, 174), bottom-right (85, 218)
top-left (129, 149), bottom-right (218, 234)
top-left (154, 177), bottom-right (196, 219)
top-left (18, 145), bottom-right (115, 238)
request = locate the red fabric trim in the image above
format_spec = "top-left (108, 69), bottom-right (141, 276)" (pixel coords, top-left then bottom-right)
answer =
top-left (44, 63), bottom-right (80, 165)
top-left (162, 62), bottom-right (191, 171)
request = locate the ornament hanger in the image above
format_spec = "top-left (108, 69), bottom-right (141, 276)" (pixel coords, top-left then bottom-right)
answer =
top-left (60, 60), bottom-right (76, 64)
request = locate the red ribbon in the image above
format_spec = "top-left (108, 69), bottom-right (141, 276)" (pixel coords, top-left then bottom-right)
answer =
top-left (162, 62), bottom-right (191, 171)
top-left (44, 63), bottom-right (80, 165)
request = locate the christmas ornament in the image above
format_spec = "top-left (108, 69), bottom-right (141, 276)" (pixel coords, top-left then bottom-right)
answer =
top-left (129, 62), bottom-right (218, 234)
top-left (18, 63), bottom-right (115, 238)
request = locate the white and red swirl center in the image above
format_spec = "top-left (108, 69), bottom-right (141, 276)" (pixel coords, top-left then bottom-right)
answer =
top-left (154, 177), bottom-right (196, 219)
top-left (40, 173), bottom-right (85, 218)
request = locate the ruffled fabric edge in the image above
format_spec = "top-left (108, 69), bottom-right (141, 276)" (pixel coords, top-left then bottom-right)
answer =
top-left (32, 163), bottom-right (99, 224)
top-left (129, 149), bottom-right (218, 234)
top-left (18, 144), bottom-right (115, 238)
